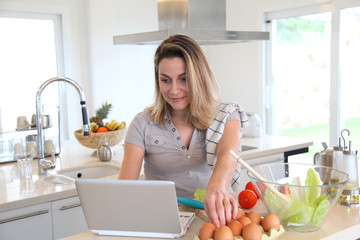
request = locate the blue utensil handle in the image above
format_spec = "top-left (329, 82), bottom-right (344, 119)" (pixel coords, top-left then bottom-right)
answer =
top-left (177, 197), bottom-right (204, 209)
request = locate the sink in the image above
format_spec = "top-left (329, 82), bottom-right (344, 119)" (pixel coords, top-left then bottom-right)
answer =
top-left (41, 165), bottom-right (120, 185)
top-left (57, 165), bottom-right (120, 179)
top-left (40, 174), bottom-right (75, 185)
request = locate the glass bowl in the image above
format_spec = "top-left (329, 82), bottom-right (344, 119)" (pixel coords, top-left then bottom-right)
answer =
top-left (247, 162), bottom-right (349, 232)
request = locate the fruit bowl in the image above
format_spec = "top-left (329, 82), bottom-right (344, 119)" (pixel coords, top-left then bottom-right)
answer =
top-left (247, 162), bottom-right (349, 232)
top-left (74, 129), bottom-right (126, 149)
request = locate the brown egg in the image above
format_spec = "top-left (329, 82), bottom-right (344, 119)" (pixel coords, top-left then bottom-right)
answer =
top-left (198, 222), bottom-right (216, 240)
top-left (261, 213), bottom-right (280, 232)
top-left (214, 225), bottom-right (233, 240)
top-left (238, 216), bottom-right (252, 227)
top-left (246, 211), bottom-right (262, 225)
top-left (227, 220), bottom-right (243, 236)
top-left (235, 208), bottom-right (246, 220)
top-left (242, 223), bottom-right (262, 240)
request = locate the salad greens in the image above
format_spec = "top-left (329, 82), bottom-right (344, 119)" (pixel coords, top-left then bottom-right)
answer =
top-left (264, 168), bottom-right (331, 227)
top-left (194, 188), bottom-right (206, 202)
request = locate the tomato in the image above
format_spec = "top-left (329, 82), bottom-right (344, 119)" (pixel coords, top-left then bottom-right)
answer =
top-left (245, 181), bottom-right (260, 198)
top-left (238, 189), bottom-right (257, 209)
top-left (257, 181), bottom-right (267, 195)
top-left (280, 185), bottom-right (291, 195)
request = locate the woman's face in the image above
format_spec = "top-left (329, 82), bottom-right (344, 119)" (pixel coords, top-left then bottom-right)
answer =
top-left (158, 57), bottom-right (189, 113)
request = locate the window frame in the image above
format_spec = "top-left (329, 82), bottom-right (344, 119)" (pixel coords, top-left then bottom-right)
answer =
top-left (264, 0), bottom-right (360, 146)
top-left (0, 11), bottom-right (66, 142)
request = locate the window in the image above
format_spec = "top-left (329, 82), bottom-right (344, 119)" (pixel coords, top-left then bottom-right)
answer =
top-left (266, 2), bottom-right (360, 159)
top-left (0, 12), bottom-right (63, 154)
top-left (339, 6), bottom-right (360, 152)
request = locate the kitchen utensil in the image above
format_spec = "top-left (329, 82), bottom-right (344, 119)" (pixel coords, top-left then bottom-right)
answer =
top-left (44, 139), bottom-right (55, 156)
top-left (242, 113), bottom-right (263, 137)
top-left (313, 142), bottom-right (334, 183)
top-left (176, 197), bottom-right (204, 209)
top-left (16, 152), bottom-right (33, 179)
top-left (229, 150), bottom-right (293, 203)
top-left (31, 114), bottom-right (52, 129)
top-left (97, 136), bottom-right (113, 161)
top-left (17, 116), bottom-right (29, 129)
top-left (246, 161), bottom-right (349, 232)
top-left (339, 141), bottom-right (359, 205)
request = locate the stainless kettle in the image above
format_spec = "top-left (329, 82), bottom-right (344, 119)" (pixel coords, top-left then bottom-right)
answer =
top-left (313, 142), bottom-right (334, 182)
top-left (97, 136), bottom-right (113, 161)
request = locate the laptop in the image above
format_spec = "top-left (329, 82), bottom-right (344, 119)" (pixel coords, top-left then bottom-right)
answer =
top-left (75, 179), bottom-right (195, 238)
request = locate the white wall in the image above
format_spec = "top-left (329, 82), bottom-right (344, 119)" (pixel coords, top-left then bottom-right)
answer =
top-left (86, 0), bottom-right (269, 126)
top-left (1, 0), bottom-right (327, 145)
top-left (86, 0), bottom-right (158, 126)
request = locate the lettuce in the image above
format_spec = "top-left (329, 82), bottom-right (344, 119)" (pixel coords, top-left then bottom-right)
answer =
top-left (264, 168), bottom-right (330, 227)
top-left (194, 188), bottom-right (206, 202)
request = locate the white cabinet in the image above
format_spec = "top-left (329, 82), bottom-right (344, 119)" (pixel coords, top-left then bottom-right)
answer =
top-left (0, 202), bottom-right (52, 240)
top-left (0, 196), bottom-right (89, 240)
top-left (52, 196), bottom-right (88, 239)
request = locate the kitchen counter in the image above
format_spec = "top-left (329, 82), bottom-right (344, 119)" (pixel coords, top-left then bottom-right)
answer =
top-left (60, 200), bottom-right (360, 240)
top-left (0, 135), bottom-right (312, 213)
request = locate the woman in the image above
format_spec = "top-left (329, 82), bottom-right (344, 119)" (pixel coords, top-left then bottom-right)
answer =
top-left (119, 35), bottom-right (249, 227)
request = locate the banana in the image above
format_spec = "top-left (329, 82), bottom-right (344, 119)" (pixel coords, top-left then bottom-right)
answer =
top-left (117, 121), bottom-right (126, 130)
top-left (113, 122), bottom-right (121, 130)
top-left (110, 120), bottom-right (119, 130)
top-left (105, 122), bottom-right (112, 130)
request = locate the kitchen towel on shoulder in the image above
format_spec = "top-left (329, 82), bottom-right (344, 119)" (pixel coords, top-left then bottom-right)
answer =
top-left (206, 102), bottom-right (250, 191)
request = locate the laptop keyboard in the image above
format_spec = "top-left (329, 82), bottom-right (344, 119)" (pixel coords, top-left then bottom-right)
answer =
top-left (179, 212), bottom-right (195, 231)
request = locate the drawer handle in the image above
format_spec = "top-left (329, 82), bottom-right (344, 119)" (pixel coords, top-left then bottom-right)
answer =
top-left (0, 210), bottom-right (49, 224)
top-left (60, 203), bottom-right (82, 211)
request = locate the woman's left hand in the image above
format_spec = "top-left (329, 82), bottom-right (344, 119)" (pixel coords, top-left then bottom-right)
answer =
top-left (203, 187), bottom-right (238, 227)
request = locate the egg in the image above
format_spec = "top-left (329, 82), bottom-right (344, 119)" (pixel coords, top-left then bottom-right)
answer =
top-left (246, 211), bottom-right (262, 225)
top-left (214, 225), bottom-right (233, 240)
top-left (227, 220), bottom-right (243, 236)
top-left (261, 213), bottom-right (280, 232)
top-left (242, 223), bottom-right (262, 240)
top-left (238, 216), bottom-right (252, 227)
top-left (235, 208), bottom-right (246, 219)
top-left (198, 222), bottom-right (216, 240)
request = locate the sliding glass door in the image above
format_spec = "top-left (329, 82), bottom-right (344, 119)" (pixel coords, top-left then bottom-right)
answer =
top-left (339, 6), bottom-right (360, 153)
top-left (266, 2), bottom-right (360, 159)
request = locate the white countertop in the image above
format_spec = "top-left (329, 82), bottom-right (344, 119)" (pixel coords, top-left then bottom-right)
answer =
top-left (3, 135), bottom-right (359, 239)
top-left (0, 135), bottom-right (312, 212)
top-left (241, 135), bottom-right (312, 160)
top-left (60, 200), bottom-right (360, 240)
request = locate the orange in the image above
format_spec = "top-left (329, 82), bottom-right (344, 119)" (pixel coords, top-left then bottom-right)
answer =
top-left (96, 126), bottom-right (109, 133)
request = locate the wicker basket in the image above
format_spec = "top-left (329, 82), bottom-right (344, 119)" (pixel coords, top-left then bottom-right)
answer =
top-left (74, 128), bottom-right (126, 149)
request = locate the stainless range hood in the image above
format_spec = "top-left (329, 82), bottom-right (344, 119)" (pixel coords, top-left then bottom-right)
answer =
top-left (113, 0), bottom-right (269, 45)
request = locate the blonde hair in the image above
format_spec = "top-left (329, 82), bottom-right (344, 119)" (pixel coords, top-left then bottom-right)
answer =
top-left (148, 34), bottom-right (220, 130)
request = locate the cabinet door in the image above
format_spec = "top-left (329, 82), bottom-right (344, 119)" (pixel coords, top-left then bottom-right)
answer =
top-left (0, 202), bottom-right (52, 240)
top-left (52, 196), bottom-right (88, 239)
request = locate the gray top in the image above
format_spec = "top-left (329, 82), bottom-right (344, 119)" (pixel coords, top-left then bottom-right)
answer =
top-left (125, 110), bottom-right (239, 198)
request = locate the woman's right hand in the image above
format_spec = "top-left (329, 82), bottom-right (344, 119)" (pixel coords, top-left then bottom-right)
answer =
top-left (203, 186), bottom-right (238, 228)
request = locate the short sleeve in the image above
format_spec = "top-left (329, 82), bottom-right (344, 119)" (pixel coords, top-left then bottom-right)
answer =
top-left (124, 112), bottom-right (147, 149)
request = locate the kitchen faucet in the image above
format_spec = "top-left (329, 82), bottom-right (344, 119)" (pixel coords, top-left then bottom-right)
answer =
top-left (36, 77), bottom-right (90, 175)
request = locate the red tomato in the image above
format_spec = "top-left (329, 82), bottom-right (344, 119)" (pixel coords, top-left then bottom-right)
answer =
top-left (245, 181), bottom-right (260, 198)
top-left (280, 185), bottom-right (291, 195)
top-left (257, 181), bottom-right (267, 195)
top-left (238, 190), bottom-right (257, 209)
